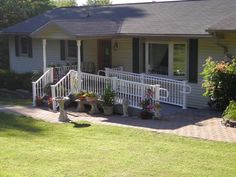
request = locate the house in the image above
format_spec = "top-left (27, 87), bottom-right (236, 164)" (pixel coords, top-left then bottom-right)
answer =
top-left (1, 0), bottom-right (236, 109)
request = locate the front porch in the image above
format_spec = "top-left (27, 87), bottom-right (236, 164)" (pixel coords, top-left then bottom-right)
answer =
top-left (30, 25), bottom-right (196, 111)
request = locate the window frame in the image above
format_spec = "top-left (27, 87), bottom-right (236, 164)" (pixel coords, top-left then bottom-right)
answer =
top-left (65, 40), bottom-right (77, 60)
top-left (19, 36), bottom-right (29, 57)
top-left (146, 40), bottom-right (188, 80)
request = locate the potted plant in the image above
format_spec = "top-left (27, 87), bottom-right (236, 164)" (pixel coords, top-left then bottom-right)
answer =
top-left (74, 91), bottom-right (86, 101)
top-left (140, 89), bottom-right (154, 119)
top-left (102, 85), bottom-right (116, 115)
top-left (84, 91), bottom-right (99, 114)
top-left (84, 91), bottom-right (97, 102)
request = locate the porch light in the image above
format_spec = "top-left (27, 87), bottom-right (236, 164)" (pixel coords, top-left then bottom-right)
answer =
top-left (113, 41), bottom-right (119, 51)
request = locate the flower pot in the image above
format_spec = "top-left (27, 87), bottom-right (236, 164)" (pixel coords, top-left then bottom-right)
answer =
top-left (86, 97), bottom-right (97, 103)
top-left (79, 96), bottom-right (86, 101)
top-left (103, 106), bottom-right (114, 115)
top-left (140, 111), bottom-right (153, 119)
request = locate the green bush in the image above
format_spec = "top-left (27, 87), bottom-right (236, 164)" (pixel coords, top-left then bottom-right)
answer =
top-left (222, 101), bottom-right (236, 121)
top-left (201, 58), bottom-right (236, 111)
top-left (0, 69), bottom-right (40, 92)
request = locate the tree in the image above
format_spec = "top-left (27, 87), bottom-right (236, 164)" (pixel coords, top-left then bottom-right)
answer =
top-left (52, 0), bottom-right (77, 7)
top-left (86, 0), bottom-right (112, 6)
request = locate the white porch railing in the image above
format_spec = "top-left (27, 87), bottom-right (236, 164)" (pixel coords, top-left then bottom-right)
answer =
top-left (50, 71), bottom-right (167, 111)
top-left (53, 65), bottom-right (78, 82)
top-left (81, 72), bottom-right (111, 96)
top-left (32, 68), bottom-right (54, 106)
top-left (51, 70), bottom-right (79, 110)
top-left (103, 68), bottom-right (191, 109)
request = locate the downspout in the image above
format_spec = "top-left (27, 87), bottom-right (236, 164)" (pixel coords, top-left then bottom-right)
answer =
top-left (212, 32), bottom-right (232, 59)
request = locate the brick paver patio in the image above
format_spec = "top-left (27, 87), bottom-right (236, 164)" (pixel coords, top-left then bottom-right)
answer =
top-left (0, 104), bottom-right (236, 143)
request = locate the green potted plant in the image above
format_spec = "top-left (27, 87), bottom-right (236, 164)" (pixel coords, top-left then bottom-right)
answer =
top-left (102, 85), bottom-right (116, 115)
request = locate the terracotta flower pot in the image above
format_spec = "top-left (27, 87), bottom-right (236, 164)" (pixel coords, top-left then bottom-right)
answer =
top-left (86, 97), bottom-right (97, 103)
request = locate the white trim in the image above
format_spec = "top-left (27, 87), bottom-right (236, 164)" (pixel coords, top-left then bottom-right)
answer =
top-left (77, 40), bottom-right (81, 73)
top-left (43, 39), bottom-right (47, 73)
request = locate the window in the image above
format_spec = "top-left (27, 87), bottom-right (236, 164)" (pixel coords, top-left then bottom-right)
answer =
top-left (66, 40), bottom-right (77, 59)
top-left (146, 42), bottom-right (187, 78)
top-left (20, 37), bottom-right (29, 55)
top-left (173, 44), bottom-right (186, 76)
top-left (148, 43), bottom-right (169, 75)
top-left (15, 36), bottom-right (32, 58)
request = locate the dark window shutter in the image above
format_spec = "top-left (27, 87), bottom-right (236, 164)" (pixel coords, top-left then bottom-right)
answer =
top-left (60, 40), bottom-right (66, 60)
top-left (80, 40), bottom-right (83, 62)
top-left (132, 38), bottom-right (140, 73)
top-left (15, 36), bottom-right (19, 56)
top-left (28, 37), bottom-right (33, 58)
top-left (188, 39), bottom-right (198, 83)
top-left (143, 43), bottom-right (146, 72)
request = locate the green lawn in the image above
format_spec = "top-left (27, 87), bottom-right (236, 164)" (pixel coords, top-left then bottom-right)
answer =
top-left (0, 97), bottom-right (32, 106)
top-left (0, 112), bottom-right (235, 177)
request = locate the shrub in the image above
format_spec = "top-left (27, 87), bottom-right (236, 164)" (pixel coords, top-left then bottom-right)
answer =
top-left (222, 101), bottom-right (236, 121)
top-left (201, 58), bottom-right (236, 111)
top-left (0, 69), bottom-right (40, 92)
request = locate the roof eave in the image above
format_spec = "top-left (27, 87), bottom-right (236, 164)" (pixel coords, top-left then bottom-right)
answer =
top-left (206, 29), bottom-right (236, 33)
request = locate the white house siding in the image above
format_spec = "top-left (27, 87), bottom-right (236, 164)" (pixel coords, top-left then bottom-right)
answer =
top-left (9, 37), bottom-right (43, 73)
top-left (9, 38), bottom-right (77, 73)
top-left (187, 33), bottom-right (236, 108)
top-left (112, 38), bottom-right (133, 72)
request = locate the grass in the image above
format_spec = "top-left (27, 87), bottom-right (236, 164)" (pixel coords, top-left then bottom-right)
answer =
top-left (0, 112), bottom-right (236, 177)
top-left (0, 97), bottom-right (32, 106)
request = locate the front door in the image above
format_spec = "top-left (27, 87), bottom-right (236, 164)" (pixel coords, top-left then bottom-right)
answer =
top-left (98, 40), bottom-right (112, 70)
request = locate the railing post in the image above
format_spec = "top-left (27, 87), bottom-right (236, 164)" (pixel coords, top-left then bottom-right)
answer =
top-left (77, 72), bottom-right (81, 92)
top-left (105, 67), bottom-right (109, 77)
top-left (154, 84), bottom-right (160, 102)
top-left (140, 73), bottom-right (144, 83)
top-left (32, 82), bottom-right (36, 106)
top-left (111, 77), bottom-right (117, 91)
top-left (50, 67), bottom-right (54, 83)
top-left (70, 71), bottom-right (75, 94)
top-left (182, 80), bottom-right (187, 109)
top-left (51, 85), bottom-right (57, 111)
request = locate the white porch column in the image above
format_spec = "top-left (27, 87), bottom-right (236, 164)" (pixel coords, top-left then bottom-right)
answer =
top-left (76, 40), bottom-right (81, 73)
top-left (42, 39), bottom-right (47, 73)
top-left (145, 42), bottom-right (149, 73)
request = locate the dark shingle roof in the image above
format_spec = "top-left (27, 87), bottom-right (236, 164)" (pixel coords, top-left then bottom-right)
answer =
top-left (207, 13), bottom-right (236, 32)
top-left (2, 0), bottom-right (236, 36)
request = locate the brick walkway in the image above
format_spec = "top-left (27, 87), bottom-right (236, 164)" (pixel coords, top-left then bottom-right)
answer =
top-left (0, 104), bottom-right (236, 143)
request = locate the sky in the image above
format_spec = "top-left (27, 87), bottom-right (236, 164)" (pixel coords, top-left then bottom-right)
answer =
top-left (76, 0), bottom-right (174, 6)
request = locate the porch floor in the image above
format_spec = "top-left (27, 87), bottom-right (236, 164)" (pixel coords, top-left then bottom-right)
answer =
top-left (0, 104), bottom-right (235, 143)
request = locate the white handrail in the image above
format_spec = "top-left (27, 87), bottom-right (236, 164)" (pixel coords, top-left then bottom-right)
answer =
top-left (50, 70), bottom-right (167, 111)
top-left (104, 68), bottom-right (191, 109)
top-left (32, 68), bottom-right (53, 106)
top-left (51, 70), bottom-right (79, 110)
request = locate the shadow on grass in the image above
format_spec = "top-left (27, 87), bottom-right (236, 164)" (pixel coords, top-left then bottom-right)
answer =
top-left (71, 122), bottom-right (91, 128)
top-left (0, 112), bottom-right (43, 135)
